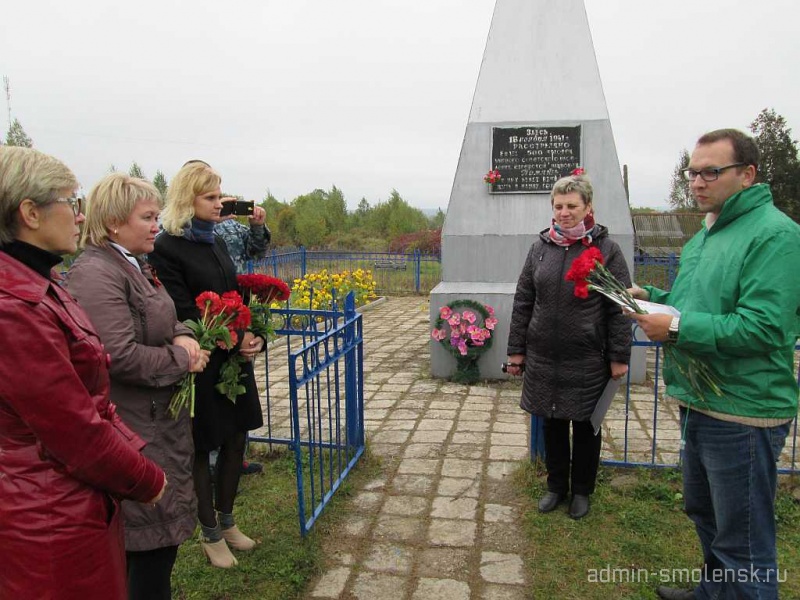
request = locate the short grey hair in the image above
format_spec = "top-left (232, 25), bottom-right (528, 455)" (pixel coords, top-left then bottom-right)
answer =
top-left (0, 146), bottom-right (78, 244)
top-left (551, 173), bottom-right (593, 206)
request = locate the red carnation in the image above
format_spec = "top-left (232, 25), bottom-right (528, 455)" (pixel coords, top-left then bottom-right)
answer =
top-left (565, 247), bottom-right (604, 284)
top-left (237, 274), bottom-right (291, 304)
top-left (231, 304), bottom-right (252, 330)
top-left (196, 291), bottom-right (222, 314)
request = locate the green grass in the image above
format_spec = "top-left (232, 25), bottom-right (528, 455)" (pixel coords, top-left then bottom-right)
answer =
top-left (171, 445), bottom-right (381, 600)
top-left (514, 462), bottom-right (800, 600)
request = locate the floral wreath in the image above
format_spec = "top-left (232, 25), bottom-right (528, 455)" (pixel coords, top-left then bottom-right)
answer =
top-left (432, 299), bottom-right (496, 359)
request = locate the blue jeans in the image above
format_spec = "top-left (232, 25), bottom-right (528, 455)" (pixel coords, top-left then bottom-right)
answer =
top-left (681, 408), bottom-right (790, 600)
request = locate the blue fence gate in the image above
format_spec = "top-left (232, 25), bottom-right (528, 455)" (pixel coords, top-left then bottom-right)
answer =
top-left (249, 292), bottom-right (365, 536)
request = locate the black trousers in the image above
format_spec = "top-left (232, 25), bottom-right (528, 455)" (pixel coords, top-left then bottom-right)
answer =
top-left (126, 545), bottom-right (179, 600)
top-left (543, 417), bottom-right (602, 496)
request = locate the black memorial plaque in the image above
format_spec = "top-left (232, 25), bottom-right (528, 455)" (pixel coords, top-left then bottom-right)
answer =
top-left (489, 126), bottom-right (581, 193)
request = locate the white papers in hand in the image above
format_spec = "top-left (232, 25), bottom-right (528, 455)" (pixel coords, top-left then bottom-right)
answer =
top-left (590, 378), bottom-right (622, 435)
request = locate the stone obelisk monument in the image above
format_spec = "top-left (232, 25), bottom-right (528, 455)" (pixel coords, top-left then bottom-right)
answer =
top-left (430, 0), bottom-right (634, 380)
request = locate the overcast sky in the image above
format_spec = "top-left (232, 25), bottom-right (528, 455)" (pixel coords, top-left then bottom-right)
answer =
top-left (2, 0), bottom-right (798, 211)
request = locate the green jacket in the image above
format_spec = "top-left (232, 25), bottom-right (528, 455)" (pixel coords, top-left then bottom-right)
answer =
top-left (644, 184), bottom-right (800, 419)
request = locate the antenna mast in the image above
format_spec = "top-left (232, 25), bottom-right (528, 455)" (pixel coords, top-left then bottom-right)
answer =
top-left (3, 76), bottom-right (11, 132)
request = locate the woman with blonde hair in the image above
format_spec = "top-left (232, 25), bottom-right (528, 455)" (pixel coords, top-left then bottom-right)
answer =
top-left (150, 161), bottom-right (264, 568)
top-left (0, 147), bottom-right (166, 599)
top-left (65, 173), bottom-right (209, 599)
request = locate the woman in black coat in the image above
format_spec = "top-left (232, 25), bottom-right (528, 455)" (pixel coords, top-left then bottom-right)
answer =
top-left (506, 171), bottom-right (631, 519)
top-left (149, 162), bottom-right (264, 568)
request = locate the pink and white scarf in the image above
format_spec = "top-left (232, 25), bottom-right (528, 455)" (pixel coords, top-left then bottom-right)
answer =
top-left (548, 213), bottom-right (596, 247)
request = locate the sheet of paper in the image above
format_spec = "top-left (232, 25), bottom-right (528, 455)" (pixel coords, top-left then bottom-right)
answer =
top-left (634, 299), bottom-right (681, 317)
top-left (592, 288), bottom-right (681, 317)
top-left (590, 377), bottom-right (622, 436)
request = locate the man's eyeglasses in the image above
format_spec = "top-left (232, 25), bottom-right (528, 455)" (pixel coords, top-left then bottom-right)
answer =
top-left (681, 163), bottom-right (745, 182)
top-left (53, 196), bottom-right (84, 216)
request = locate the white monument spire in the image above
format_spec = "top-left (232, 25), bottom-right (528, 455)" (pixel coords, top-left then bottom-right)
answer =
top-left (431, 0), bottom-right (633, 380)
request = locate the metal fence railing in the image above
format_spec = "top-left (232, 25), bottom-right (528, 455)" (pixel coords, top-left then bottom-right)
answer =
top-left (246, 249), bottom-right (678, 296)
top-left (249, 292), bottom-right (365, 536)
top-left (529, 341), bottom-right (800, 475)
top-left (247, 247), bottom-right (441, 295)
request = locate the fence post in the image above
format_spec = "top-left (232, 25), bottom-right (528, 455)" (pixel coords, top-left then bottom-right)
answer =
top-left (272, 248), bottom-right (278, 278)
top-left (414, 249), bottom-right (421, 293)
top-left (529, 415), bottom-right (545, 462)
top-left (343, 292), bottom-right (361, 447)
top-left (246, 259), bottom-right (254, 274)
top-left (668, 253), bottom-right (677, 289)
top-left (301, 246), bottom-right (307, 278)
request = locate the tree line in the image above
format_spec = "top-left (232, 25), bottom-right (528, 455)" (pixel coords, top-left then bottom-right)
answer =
top-left (8, 106), bottom-right (797, 241)
top-left (112, 163), bottom-right (444, 252)
top-left (667, 108), bottom-right (800, 222)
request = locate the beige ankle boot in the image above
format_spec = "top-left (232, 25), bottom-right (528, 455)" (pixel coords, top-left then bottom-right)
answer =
top-left (221, 525), bottom-right (257, 551)
top-left (201, 538), bottom-right (238, 568)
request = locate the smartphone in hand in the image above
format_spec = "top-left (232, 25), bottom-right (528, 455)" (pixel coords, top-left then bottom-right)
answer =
top-left (220, 200), bottom-right (255, 217)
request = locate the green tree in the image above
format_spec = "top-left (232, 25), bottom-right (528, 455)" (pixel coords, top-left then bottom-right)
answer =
top-left (260, 191), bottom-right (286, 236)
top-left (274, 206), bottom-right (298, 246)
top-left (293, 190), bottom-right (330, 247)
top-left (152, 170), bottom-right (168, 199)
top-left (348, 197), bottom-right (372, 229)
top-left (667, 149), bottom-right (694, 210)
top-left (369, 190), bottom-right (429, 239)
top-left (749, 108), bottom-right (800, 222)
top-left (5, 118), bottom-right (32, 147)
top-left (129, 162), bottom-right (146, 180)
top-left (324, 186), bottom-right (348, 232)
top-left (430, 208), bottom-right (446, 229)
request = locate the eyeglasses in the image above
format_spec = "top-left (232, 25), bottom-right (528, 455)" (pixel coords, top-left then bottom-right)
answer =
top-left (681, 163), bottom-right (745, 182)
top-left (53, 196), bottom-right (84, 216)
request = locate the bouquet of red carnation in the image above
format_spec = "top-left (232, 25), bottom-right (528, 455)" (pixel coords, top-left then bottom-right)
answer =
top-left (565, 247), bottom-right (722, 404)
top-left (484, 169), bottom-right (501, 185)
top-left (237, 274), bottom-right (291, 341)
top-left (168, 290), bottom-right (251, 418)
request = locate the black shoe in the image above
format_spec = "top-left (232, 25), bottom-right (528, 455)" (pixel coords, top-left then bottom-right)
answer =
top-left (538, 491), bottom-right (567, 513)
top-left (656, 586), bottom-right (695, 600)
top-left (568, 494), bottom-right (590, 519)
top-left (241, 461), bottom-right (263, 475)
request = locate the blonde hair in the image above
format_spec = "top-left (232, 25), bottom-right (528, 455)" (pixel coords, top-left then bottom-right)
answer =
top-left (160, 162), bottom-right (221, 235)
top-left (0, 146), bottom-right (78, 244)
top-left (81, 173), bottom-right (161, 248)
top-left (551, 173), bottom-right (593, 207)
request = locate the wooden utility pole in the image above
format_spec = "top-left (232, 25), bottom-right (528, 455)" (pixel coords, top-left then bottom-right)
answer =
top-left (622, 164), bottom-right (630, 201)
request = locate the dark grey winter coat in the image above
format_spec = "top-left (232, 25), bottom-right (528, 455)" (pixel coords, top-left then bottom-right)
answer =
top-left (507, 225), bottom-right (632, 421)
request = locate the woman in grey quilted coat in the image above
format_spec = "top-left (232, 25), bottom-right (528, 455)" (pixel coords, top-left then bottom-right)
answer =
top-left (506, 172), bottom-right (631, 519)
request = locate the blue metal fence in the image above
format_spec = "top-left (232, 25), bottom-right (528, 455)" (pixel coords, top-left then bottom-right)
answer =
top-left (249, 292), bottom-right (365, 536)
top-left (246, 249), bottom-right (677, 295)
top-left (247, 247), bottom-right (441, 295)
top-left (529, 341), bottom-right (800, 475)
top-left (246, 248), bottom-right (797, 476)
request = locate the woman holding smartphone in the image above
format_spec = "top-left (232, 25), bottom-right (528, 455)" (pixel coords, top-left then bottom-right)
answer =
top-left (149, 161), bottom-right (264, 568)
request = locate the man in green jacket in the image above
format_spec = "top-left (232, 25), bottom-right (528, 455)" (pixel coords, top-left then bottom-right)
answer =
top-left (631, 129), bottom-right (800, 600)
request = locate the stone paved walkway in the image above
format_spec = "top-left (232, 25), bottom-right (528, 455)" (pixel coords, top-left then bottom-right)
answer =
top-left (292, 296), bottom-right (798, 600)
top-left (303, 297), bottom-right (532, 600)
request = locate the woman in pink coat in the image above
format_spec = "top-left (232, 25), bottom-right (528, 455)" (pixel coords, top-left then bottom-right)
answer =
top-left (0, 147), bottom-right (167, 600)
